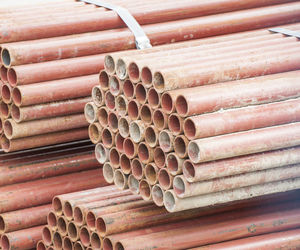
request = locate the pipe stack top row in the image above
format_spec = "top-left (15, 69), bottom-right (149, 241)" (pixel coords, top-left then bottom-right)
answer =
top-left (86, 22), bottom-right (300, 212)
top-left (1, 0), bottom-right (300, 152)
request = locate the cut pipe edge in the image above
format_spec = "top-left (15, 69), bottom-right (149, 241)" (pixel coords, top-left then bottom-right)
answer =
top-left (98, 106), bottom-right (109, 128)
top-left (153, 71), bottom-right (165, 93)
top-left (145, 163), bottom-right (158, 185)
top-left (47, 211), bottom-right (58, 231)
top-left (145, 125), bottom-right (159, 148)
top-left (161, 92), bottom-right (175, 114)
top-left (1, 48), bottom-right (11, 67)
top-left (2, 84), bottom-right (12, 104)
top-left (118, 116), bottom-right (131, 138)
top-left (0, 65), bottom-right (8, 83)
top-left (153, 109), bottom-right (168, 131)
top-left (120, 153), bottom-right (131, 174)
top-left (148, 87), bottom-right (161, 109)
top-left (57, 217), bottom-right (68, 236)
top-left (103, 162), bottom-right (115, 184)
top-left (183, 117), bottom-right (197, 140)
top-left (132, 158), bottom-right (144, 180)
top-left (88, 122), bottom-right (102, 144)
top-left (79, 226), bottom-right (91, 247)
top-left (114, 169), bottom-right (129, 190)
top-left (109, 75), bottom-right (123, 96)
top-left (116, 95), bottom-right (128, 116)
top-left (128, 99), bottom-right (140, 120)
top-left (136, 83), bottom-right (148, 104)
top-left (104, 55), bottom-right (115, 75)
top-left (42, 226), bottom-right (53, 246)
top-left (92, 85), bottom-right (105, 107)
top-left (95, 143), bottom-right (109, 164)
top-left (139, 179), bottom-right (152, 201)
top-left (101, 128), bottom-right (115, 148)
top-left (159, 130), bottom-right (174, 152)
top-left (138, 142), bottom-right (154, 164)
top-left (128, 61), bottom-right (140, 83)
top-left (12, 87), bottom-right (22, 106)
top-left (175, 95), bottom-right (189, 117)
top-left (168, 113), bottom-right (184, 135)
top-left (99, 70), bottom-right (109, 91)
top-left (84, 102), bottom-right (98, 124)
top-left (128, 175), bottom-right (140, 194)
top-left (167, 152), bottom-right (185, 176)
top-left (90, 231), bottom-right (102, 250)
top-left (152, 184), bottom-right (164, 207)
top-left (154, 147), bottom-right (166, 168)
top-left (53, 231), bottom-right (63, 250)
top-left (123, 137), bottom-right (138, 159)
top-left (174, 135), bottom-right (189, 158)
top-left (108, 111), bottom-right (119, 133)
top-left (123, 79), bottom-right (135, 100)
top-left (109, 147), bottom-right (120, 168)
top-left (0, 102), bottom-right (10, 119)
top-left (116, 58), bottom-right (128, 80)
top-left (141, 66), bottom-right (153, 88)
top-left (129, 120), bottom-right (145, 143)
top-left (158, 168), bottom-right (173, 190)
top-left (115, 132), bottom-right (125, 153)
top-left (140, 104), bottom-right (153, 124)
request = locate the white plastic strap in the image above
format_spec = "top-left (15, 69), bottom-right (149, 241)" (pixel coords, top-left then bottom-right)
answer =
top-left (80, 0), bottom-right (152, 49)
top-left (269, 27), bottom-right (300, 39)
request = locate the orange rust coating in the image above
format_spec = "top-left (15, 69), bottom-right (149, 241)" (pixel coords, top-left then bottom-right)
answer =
top-left (11, 97), bottom-right (91, 123)
top-left (184, 98), bottom-right (300, 140)
top-left (0, 204), bottom-right (51, 234)
top-left (196, 228), bottom-right (300, 250)
top-left (188, 122), bottom-right (300, 163)
top-left (0, 169), bottom-right (107, 213)
top-left (12, 74), bottom-right (98, 106)
top-left (116, 201), bottom-right (300, 249)
top-left (0, 0), bottom-right (296, 44)
top-left (8, 54), bottom-right (105, 86)
top-left (1, 127), bottom-right (88, 152)
top-left (0, 225), bottom-right (44, 250)
top-left (184, 147), bottom-right (300, 182)
top-left (4, 114), bottom-right (88, 139)
top-left (0, 150), bottom-right (98, 186)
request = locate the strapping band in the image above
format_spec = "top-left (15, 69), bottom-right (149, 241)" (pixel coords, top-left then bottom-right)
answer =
top-left (80, 0), bottom-right (152, 49)
top-left (269, 28), bottom-right (300, 39)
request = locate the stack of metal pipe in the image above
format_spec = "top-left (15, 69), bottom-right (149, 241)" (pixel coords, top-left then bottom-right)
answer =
top-left (89, 22), bottom-right (300, 213)
top-left (1, 0), bottom-right (300, 152)
top-left (0, 141), bottom-right (108, 250)
top-left (37, 185), bottom-right (300, 249)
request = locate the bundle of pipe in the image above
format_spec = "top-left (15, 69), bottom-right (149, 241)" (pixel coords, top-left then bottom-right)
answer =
top-left (37, 186), bottom-right (300, 250)
top-left (0, 140), bottom-right (109, 250)
top-left (1, 0), bottom-right (300, 152)
top-left (89, 22), bottom-right (300, 213)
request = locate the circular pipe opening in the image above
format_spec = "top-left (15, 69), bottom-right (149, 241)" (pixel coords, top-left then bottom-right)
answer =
top-left (7, 68), bottom-right (17, 86)
top-left (52, 197), bottom-right (62, 214)
top-left (57, 217), bottom-right (67, 234)
top-left (115, 242), bottom-right (125, 250)
top-left (37, 241), bottom-right (47, 250)
top-left (102, 128), bottom-right (114, 148)
top-left (120, 153), bottom-right (131, 174)
top-left (92, 86), bottom-right (104, 106)
top-left (175, 95), bottom-right (188, 116)
top-left (96, 217), bottom-right (106, 237)
top-left (118, 117), bottom-right (130, 138)
top-left (139, 180), bottom-right (151, 200)
top-left (159, 130), bottom-right (173, 152)
top-left (153, 72), bottom-right (164, 91)
top-left (12, 88), bottom-right (22, 106)
top-left (129, 121), bottom-right (142, 143)
top-left (11, 104), bottom-right (20, 122)
top-left (114, 170), bottom-right (126, 189)
top-left (116, 59), bottom-right (127, 80)
top-left (152, 185), bottom-right (164, 206)
top-left (116, 95), bottom-right (127, 116)
top-left (109, 147), bottom-right (120, 167)
top-left (188, 141), bottom-right (201, 163)
top-left (168, 114), bottom-right (182, 134)
top-left (141, 66), bottom-right (152, 86)
top-left (42, 227), bottom-right (52, 245)
top-left (153, 109), bottom-right (166, 130)
top-left (0, 65), bottom-right (8, 82)
top-left (63, 237), bottom-right (73, 250)
top-left (98, 107), bottom-right (108, 127)
top-left (103, 162), bottom-right (115, 183)
top-left (2, 84), bottom-right (11, 103)
top-left (89, 123), bottom-right (100, 143)
top-left (136, 83), bottom-right (147, 104)
top-left (128, 62), bottom-right (140, 82)
top-left (0, 102), bottom-right (9, 118)
top-left (145, 126), bottom-right (157, 147)
top-left (158, 168), bottom-right (171, 190)
top-left (91, 231), bottom-right (102, 249)
top-left (74, 207), bottom-right (84, 225)
top-left (4, 120), bottom-right (13, 138)
top-left (154, 147), bottom-right (165, 168)
top-left (108, 112), bottom-right (118, 132)
top-left (123, 79), bottom-right (135, 99)
top-left (99, 70), bottom-right (109, 90)
top-left (95, 143), bottom-right (108, 164)
top-left (164, 190), bottom-right (176, 212)
top-left (104, 55), bottom-right (115, 74)
top-left (128, 175), bottom-right (139, 194)
top-left (1, 135), bottom-right (10, 152)
top-left (123, 138), bottom-right (136, 159)
top-left (183, 160), bottom-right (196, 181)
top-left (145, 163), bottom-right (158, 185)
top-left (105, 91), bottom-right (115, 110)
top-left (79, 227), bottom-right (91, 247)
top-left (167, 153), bottom-right (180, 174)
top-left (115, 133), bottom-right (125, 152)
top-left (140, 104), bottom-right (152, 124)
top-left (184, 118), bottom-right (196, 139)
top-left (132, 158), bottom-right (144, 180)
top-left (68, 222), bottom-right (78, 240)
top-left (86, 211), bottom-right (96, 230)
top-left (161, 92), bottom-right (173, 114)
top-left (173, 176), bottom-right (185, 196)
top-left (47, 212), bottom-right (57, 229)
top-left (174, 136), bottom-right (188, 158)
top-left (148, 88), bottom-right (160, 108)
top-left (63, 202), bottom-right (73, 219)
top-left (1, 49), bottom-right (11, 67)
top-left (53, 231), bottom-right (63, 249)
top-left (128, 100), bottom-right (139, 119)
top-left (74, 242), bottom-right (84, 250)
top-left (84, 103), bottom-right (96, 123)
top-left (138, 143), bottom-right (149, 163)
top-left (0, 216), bottom-right (5, 233)
top-left (103, 238), bottom-right (113, 250)
top-left (109, 76), bottom-right (121, 96)
top-left (1, 235), bottom-right (10, 250)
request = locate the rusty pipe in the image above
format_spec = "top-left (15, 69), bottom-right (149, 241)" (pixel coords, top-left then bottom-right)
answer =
top-left (129, 120), bottom-right (145, 143)
top-left (103, 162), bottom-right (115, 184)
top-left (154, 147), bottom-right (166, 168)
top-left (128, 174), bottom-right (140, 194)
top-left (131, 158), bottom-right (145, 180)
top-left (88, 122), bottom-right (102, 144)
top-left (120, 153), bottom-right (131, 174)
